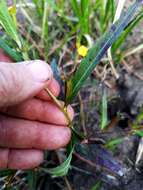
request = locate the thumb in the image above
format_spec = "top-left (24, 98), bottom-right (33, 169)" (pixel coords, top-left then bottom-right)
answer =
top-left (0, 60), bottom-right (53, 107)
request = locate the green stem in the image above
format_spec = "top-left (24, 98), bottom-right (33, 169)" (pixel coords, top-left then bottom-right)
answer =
top-left (42, 1), bottom-right (48, 41)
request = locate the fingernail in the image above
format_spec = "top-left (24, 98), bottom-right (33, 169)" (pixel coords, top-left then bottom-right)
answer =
top-left (67, 105), bottom-right (74, 122)
top-left (27, 60), bottom-right (53, 82)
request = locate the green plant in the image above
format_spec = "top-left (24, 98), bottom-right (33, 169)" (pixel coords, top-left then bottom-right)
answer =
top-left (0, 0), bottom-right (143, 188)
top-left (71, 0), bottom-right (90, 35)
top-left (100, 88), bottom-right (108, 130)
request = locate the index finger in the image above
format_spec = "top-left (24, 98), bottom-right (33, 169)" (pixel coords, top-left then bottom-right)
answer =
top-left (36, 78), bottom-right (60, 101)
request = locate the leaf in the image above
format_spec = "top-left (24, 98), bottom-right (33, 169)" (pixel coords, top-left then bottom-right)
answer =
top-left (0, 1), bottom-right (21, 48)
top-left (135, 130), bottom-right (143, 137)
top-left (132, 108), bottom-right (143, 128)
top-left (65, 0), bottom-right (143, 104)
top-left (42, 146), bottom-right (74, 177)
top-left (91, 181), bottom-right (102, 190)
top-left (27, 170), bottom-right (37, 190)
top-left (71, 0), bottom-right (81, 20)
top-left (113, 0), bottom-right (126, 22)
top-left (0, 38), bottom-right (23, 61)
top-left (51, 58), bottom-right (62, 86)
top-left (105, 138), bottom-right (123, 150)
top-left (71, 0), bottom-right (90, 34)
top-left (0, 169), bottom-right (16, 177)
top-left (102, 0), bottom-right (115, 30)
top-left (112, 8), bottom-right (143, 53)
top-left (100, 88), bottom-right (108, 130)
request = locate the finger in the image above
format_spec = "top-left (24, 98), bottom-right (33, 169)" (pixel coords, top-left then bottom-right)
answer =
top-left (0, 49), bottom-right (12, 62)
top-left (0, 60), bottom-right (53, 107)
top-left (0, 148), bottom-right (43, 169)
top-left (37, 78), bottom-right (60, 101)
top-left (0, 115), bottom-right (71, 150)
top-left (1, 99), bottom-right (74, 125)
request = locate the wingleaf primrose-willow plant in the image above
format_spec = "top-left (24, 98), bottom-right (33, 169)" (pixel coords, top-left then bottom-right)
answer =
top-left (0, 0), bottom-right (143, 179)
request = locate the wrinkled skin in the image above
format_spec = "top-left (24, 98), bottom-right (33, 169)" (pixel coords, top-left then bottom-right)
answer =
top-left (0, 49), bottom-right (74, 169)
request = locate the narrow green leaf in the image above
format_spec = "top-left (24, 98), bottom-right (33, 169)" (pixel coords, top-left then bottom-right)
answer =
top-left (135, 130), bottom-right (143, 137)
top-left (100, 89), bottom-right (108, 130)
top-left (71, 0), bottom-right (90, 34)
top-left (42, 147), bottom-right (74, 177)
top-left (0, 169), bottom-right (16, 177)
top-left (0, 1), bottom-right (21, 48)
top-left (112, 9), bottom-right (143, 53)
top-left (91, 181), bottom-right (101, 190)
top-left (0, 38), bottom-right (23, 61)
top-left (27, 170), bottom-right (37, 190)
top-left (71, 0), bottom-right (81, 19)
top-left (66, 0), bottom-right (143, 104)
top-left (132, 108), bottom-right (143, 128)
top-left (41, 0), bottom-right (49, 40)
top-left (113, 0), bottom-right (126, 22)
top-left (105, 138), bottom-right (123, 149)
top-left (102, 0), bottom-right (115, 28)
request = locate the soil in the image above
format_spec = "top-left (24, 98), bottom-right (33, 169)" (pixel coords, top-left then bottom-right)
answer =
top-left (36, 57), bottom-right (143, 190)
top-left (64, 61), bottom-right (143, 190)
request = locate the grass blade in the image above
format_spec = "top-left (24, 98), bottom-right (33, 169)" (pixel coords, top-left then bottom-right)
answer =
top-left (100, 88), bottom-right (108, 130)
top-left (0, 38), bottom-right (23, 61)
top-left (135, 130), bottom-right (143, 137)
top-left (71, 0), bottom-right (81, 19)
top-left (0, 169), bottom-right (16, 177)
top-left (65, 0), bottom-right (143, 104)
top-left (0, 1), bottom-right (21, 48)
top-left (101, 0), bottom-right (115, 32)
top-left (27, 170), bottom-right (37, 190)
top-left (41, 147), bottom-right (74, 177)
top-left (112, 9), bottom-right (143, 53)
top-left (113, 0), bottom-right (126, 22)
top-left (105, 138), bottom-right (123, 150)
top-left (71, 0), bottom-right (90, 34)
top-left (91, 181), bottom-right (102, 190)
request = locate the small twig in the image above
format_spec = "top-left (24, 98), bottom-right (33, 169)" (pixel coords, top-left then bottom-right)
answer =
top-left (72, 166), bottom-right (93, 175)
top-left (74, 153), bottom-right (97, 168)
top-left (123, 44), bottom-right (143, 58)
top-left (107, 50), bottom-right (119, 79)
top-left (122, 59), bottom-right (143, 81)
top-left (5, 172), bottom-right (17, 189)
top-left (93, 70), bottom-right (114, 89)
top-left (101, 64), bottom-right (108, 81)
top-left (63, 177), bottom-right (73, 190)
top-left (106, 117), bottom-right (119, 130)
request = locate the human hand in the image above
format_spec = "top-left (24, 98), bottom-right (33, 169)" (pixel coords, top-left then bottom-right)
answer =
top-left (0, 49), bottom-right (74, 170)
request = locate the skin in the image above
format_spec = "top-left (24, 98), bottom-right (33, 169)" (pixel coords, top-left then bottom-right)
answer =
top-left (0, 49), bottom-right (74, 169)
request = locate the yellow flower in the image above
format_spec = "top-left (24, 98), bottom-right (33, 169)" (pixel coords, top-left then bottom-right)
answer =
top-left (77, 45), bottom-right (88, 57)
top-left (76, 40), bottom-right (88, 57)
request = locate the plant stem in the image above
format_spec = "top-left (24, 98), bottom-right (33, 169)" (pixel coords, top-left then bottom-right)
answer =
top-left (22, 51), bottom-right (29, 60)
top-left (45, 88), bottom-right (71, 125)
top-left (42, 1), bottom-right (48, 40)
